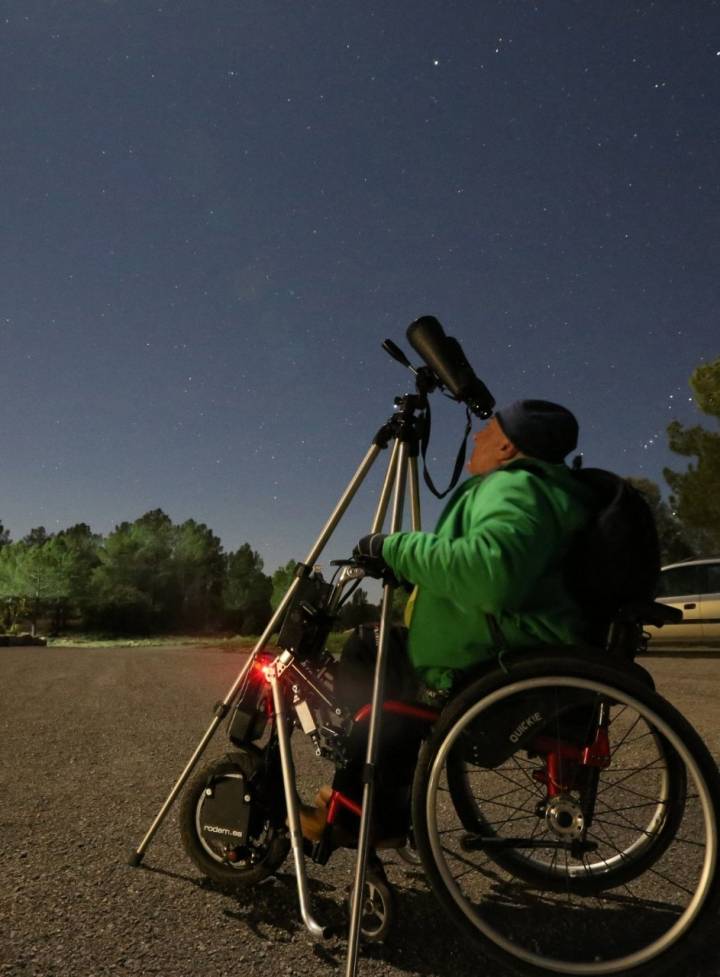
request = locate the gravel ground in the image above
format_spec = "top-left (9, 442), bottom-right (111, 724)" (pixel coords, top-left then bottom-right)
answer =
top-left (1, 644), bottom-right (719, 977)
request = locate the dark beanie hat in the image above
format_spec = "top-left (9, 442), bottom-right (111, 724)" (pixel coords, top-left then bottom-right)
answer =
top-left (495, 400), bottom-right (579, 462)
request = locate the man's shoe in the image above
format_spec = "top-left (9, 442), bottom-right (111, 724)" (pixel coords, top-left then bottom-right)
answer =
top-left (297, 784), bottom-right (334, 843)
top-left (299, 802), bottom-right (328, 843)
top-left (297, 785), bottom-right (405, 850)
top-left (314, 785), bottom-right (333, 807)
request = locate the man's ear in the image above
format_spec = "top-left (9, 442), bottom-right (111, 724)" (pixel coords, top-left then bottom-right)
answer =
top-left (498, 437), bottom-right (521, 462)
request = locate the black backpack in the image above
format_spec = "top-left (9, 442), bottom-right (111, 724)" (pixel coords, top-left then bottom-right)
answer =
top-left (564, 468), bottom-right (661, 625)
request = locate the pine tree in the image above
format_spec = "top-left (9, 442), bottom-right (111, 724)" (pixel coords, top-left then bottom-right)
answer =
top-left (626, 477), bottom-right (696, 564)
top-left (663, 357), bottom-right (720, 554)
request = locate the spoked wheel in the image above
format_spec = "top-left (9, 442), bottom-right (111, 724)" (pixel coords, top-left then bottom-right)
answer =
top-left (446, 696), bottom-right (687, 894)
top-left (347, 864), bottom-right (396, 942)
top-left (412, 654), bottom-right (720, 977)
top-left (180, 748), bottom-right (289, 889)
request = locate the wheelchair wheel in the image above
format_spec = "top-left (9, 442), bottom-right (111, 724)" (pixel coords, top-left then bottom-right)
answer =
top-left (412, 653), bottom-right (720, 977)
top-left (445, 695), bottom-right (687, 894)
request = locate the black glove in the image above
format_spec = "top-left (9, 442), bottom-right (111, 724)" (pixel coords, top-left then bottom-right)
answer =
top-left (354, 533), bottom-right (388, 559)
top-left (353, 533), bottom-right (394, 580)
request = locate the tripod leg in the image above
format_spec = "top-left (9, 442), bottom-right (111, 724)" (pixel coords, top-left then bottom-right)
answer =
top-left (346, 442), bottom-right (409, 977)
top-left (371, 438), bottom-right (400, 532)
top-left (303, 443), bottom-right (383, 567)
top-left (128, 442), bottom-right (384, 866)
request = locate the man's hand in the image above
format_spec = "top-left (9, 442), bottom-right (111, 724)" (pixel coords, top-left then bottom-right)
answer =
top-left (353, 533), bottom-right (394, 580)
top-left (354, 533), bottom-right (388, 559)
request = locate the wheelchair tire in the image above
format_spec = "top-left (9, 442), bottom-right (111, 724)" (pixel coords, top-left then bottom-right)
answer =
top-left (411, 652), bottom-right (720, 977)
top-left (180, 748), bottom-right (289, 889)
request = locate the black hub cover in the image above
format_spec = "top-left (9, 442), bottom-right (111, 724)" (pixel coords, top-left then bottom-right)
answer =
top-left (199, 774), bottom-right (252, 850)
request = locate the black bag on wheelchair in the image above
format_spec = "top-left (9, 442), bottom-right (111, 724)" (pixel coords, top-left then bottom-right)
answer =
top-left (563, 467), bottom-right (661, 628)
top-left (454, 686), bottom-right (599, 769)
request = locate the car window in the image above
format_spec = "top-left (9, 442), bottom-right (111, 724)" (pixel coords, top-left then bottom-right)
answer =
top-left (656, 565), bottom-right (706, 598)
top-left (704, 562), bottom-right (720, 596)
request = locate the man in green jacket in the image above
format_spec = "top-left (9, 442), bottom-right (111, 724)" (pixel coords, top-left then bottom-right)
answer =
top-left (300, 399), bottom-right (594, 843)
top-left (379, 398), bottom-right (594, 690)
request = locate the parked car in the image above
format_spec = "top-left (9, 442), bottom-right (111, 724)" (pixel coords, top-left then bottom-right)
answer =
top-left (645, 557), bottom-right (720, 647)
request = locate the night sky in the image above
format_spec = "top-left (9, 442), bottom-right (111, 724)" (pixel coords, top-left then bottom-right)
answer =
top-left (3, 1), bottom-right (719, 573)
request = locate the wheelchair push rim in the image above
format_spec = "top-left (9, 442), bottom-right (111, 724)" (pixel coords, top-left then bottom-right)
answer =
top-left (423, 674), bottom-right (719, 976)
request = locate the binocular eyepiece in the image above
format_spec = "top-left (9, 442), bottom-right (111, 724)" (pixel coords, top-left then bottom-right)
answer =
top-left (406, 315), bottom-right (495, 418)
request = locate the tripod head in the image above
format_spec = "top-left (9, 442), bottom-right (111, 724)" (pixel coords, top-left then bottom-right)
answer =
top-left (382, 338), bottom-right (438, 399)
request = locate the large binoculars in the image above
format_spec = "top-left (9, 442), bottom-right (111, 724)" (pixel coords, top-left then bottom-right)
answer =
top-left (407, 315), bottom-right (495, 419)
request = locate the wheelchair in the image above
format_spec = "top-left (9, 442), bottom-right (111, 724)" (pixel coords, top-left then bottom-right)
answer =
top-left (130, 319), bottom-right (720, 977)
top-left (172, 568), bottom-right (720, 977)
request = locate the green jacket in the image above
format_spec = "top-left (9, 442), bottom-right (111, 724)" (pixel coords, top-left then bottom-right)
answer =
top-left (382, 458), bottom-right (595, 689)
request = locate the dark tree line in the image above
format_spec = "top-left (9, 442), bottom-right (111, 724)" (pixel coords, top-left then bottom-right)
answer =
top-left (0, 511), bottom-right (383, 638)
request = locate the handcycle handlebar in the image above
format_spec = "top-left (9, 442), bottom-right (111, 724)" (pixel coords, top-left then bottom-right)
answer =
top-left (330, 556), bottom-right (395, 583)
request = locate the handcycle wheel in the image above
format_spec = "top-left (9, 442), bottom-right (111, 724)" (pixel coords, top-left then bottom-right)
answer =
top-left (411, 652), bottom-right (720, 977)
top-left (180, 747), bottom-right (289, 889)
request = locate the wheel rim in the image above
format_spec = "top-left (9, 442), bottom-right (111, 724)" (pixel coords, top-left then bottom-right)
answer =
top-left (425, 676), bottom-right (718, 975)
top-left (361, 881), bottom-right (388, 937)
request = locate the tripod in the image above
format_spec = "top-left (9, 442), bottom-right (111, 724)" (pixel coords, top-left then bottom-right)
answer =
top-left (130, 385), bottom-right (429, 977)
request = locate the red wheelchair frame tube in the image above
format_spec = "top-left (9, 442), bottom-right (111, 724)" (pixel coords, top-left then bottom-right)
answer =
top-left (532, 726), bottom-right (611, 797)
top-left (352, 700), bottom-right (440, 724)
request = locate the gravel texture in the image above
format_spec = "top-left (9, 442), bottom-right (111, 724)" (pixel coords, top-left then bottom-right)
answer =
top-left (1, 645), bottom-right (719, 977)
